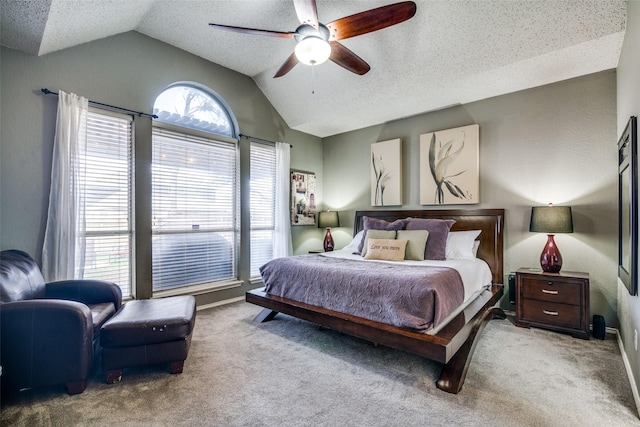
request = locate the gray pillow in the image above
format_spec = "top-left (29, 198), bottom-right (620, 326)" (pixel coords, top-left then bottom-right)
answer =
top-left (361, 230), bottom-right (397, 256)
top-left (404, 218), bottom-right (455, 260)
top-left (396, 230), bottom-right (429, 261)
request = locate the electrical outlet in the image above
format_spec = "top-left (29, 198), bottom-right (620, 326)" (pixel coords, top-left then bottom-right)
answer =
top-left (635, 329), bottom-right (638, 351)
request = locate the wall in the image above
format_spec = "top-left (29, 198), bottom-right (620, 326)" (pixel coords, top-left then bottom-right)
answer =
top-left (288, 130), bottom-right (326, 255)
top-left (0, 31), bottom-right (323, 305)
top-left (0, 28), bottom-right (621, 329)
top-left (617, 0), bottom-right (640, 402)
top-left (323, 70), bottom-right (618, 324)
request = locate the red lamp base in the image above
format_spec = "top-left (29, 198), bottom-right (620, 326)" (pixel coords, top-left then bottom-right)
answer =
top-left (323, 228), bottom-right (334, 252)
top-left (540, 234), bottom-right (562, 273)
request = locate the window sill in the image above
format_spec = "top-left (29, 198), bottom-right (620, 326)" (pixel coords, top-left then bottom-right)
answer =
top-left (249, 277), bottom-right (264, 286)
top-left (152, 279), bottom-right (243, 299)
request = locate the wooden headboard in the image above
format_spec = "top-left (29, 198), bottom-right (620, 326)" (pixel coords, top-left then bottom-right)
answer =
top-left (354, 209), bottom-right (505, 284)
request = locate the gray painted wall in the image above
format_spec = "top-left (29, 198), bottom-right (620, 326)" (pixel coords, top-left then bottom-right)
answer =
top-left (617, 0), bottom-right (640, 402)
top-left (0, 31), bottom-right (323, 305)
top-left (323, 70), bottom-right (618, 325)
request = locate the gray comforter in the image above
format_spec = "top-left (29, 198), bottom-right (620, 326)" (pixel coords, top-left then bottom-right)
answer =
top-left (260, 254), bottom-right (465, 330)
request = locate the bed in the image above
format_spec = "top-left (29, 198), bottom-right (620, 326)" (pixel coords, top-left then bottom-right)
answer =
top-left (246, 208), bottom-right (505, 394)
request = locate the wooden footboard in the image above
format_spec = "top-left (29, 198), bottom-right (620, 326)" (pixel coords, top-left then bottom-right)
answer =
top-left (246, 284), bottom-right (504, 393)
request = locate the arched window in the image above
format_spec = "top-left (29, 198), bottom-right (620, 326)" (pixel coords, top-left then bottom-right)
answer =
top-left (153, 84), bottom-right (237, 138)
top-left (151, 83), bottom-right (239, 293)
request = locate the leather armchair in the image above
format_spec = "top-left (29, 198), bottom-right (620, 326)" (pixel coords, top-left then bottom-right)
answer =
top-left (0, 249), bottom-right (122, 395)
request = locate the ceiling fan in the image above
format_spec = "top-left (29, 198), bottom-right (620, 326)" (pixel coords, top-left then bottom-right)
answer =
top-left (208, 0), bottom-right (417, 78)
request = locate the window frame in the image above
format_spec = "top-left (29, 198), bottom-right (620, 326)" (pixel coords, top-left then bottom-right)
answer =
top-left (151, 84), bottom-right (242, 297)
top-left (153, 82), bottom-right (239, 139)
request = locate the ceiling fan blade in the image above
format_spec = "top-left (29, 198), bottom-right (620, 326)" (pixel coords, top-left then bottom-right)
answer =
top-left (293, 0), bottom-right (319, 28)
top-left (209, 23), bottom-right (295, 39)
top-left (329, 41), bottom-right (370, 75)
top-left (274, 52), bottom-right (299, 78)
top-left (326, 1), bottom-right (417, 41)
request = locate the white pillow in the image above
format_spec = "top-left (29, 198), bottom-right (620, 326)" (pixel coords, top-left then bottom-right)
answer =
top-left (446, 230), bottom-right (481, 260)
top-left (343, 230), bottom-right (365, 252)
top-left (472, 240), bottom-right (480, 257)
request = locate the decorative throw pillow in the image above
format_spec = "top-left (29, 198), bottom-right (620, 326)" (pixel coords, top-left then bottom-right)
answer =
top-left (361, 230), bottom-right (397, 257)
top-left (356, 216), bottom-right (406, 254)
top-left (404, 218), bottom-right (455, 260)
top-left (446, 230), bottom-right (482, 260)
top-left (364, 239), bottom-right (407, 261)
top-left (396, 230), bottom-right (429, 261)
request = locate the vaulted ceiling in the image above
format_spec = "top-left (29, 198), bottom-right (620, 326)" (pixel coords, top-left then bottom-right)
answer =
top-left (0, 0), bottom-right (627, 138)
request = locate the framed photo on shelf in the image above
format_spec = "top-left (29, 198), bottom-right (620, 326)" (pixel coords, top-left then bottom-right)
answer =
top-left (290, 170), bottom-right (317, 226)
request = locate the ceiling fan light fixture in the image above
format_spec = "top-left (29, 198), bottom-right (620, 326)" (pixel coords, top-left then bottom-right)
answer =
top-left (294, 36), bottom-right (331, 66)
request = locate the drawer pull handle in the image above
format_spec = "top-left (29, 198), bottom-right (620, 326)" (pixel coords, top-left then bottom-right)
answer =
top-left (543, 310), bottom-right (559, 316)
top-left (542, 289), bottom-right (559, 295)
top-left (547, 281), bottom-right (554, 285)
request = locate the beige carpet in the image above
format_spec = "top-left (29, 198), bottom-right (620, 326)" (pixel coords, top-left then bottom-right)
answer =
top-left (1, 301), bottom-right (638, 426)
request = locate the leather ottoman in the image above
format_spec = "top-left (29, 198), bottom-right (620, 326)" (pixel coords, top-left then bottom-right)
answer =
top-left (100, 295), bottom-right (196, 384)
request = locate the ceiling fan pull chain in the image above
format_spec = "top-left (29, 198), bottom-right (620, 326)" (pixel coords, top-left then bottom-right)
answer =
top-left (311, 65), bottom-right (316, 95)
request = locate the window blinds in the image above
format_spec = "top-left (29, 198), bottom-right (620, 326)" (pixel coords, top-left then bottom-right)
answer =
top-left (250, 141), bottom-right (276, 277)
top-left (152, 126), bottom-right (238, 291)
top-left (83, 109), bottom-right (133, 298)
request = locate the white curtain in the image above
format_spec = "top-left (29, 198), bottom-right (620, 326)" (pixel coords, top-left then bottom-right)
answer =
top-left (273, 142), bottom-right (292, 258)
top-left (42, 91), bottom-right (89, 282)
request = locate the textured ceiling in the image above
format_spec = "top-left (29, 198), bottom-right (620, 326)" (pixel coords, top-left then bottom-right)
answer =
top-left (0, 0), bottom-right (627, 138)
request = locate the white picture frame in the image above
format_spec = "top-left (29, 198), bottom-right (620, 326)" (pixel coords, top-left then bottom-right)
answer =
top-left (420, 124), bottom-right (479, 205)
top-left (371, 138), bottom-right (402, 206)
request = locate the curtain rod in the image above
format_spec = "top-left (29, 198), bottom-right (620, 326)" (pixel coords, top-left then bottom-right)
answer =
top-left (41, 88), bottom-right (158, 119)
top-left (240, 133), bottom-right (292, 148)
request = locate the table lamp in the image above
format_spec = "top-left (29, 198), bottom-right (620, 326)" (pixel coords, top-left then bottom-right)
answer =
top-left (529, 204), bottom-right (573, 273)
top-left (318, 210), bottom-right (340, 252)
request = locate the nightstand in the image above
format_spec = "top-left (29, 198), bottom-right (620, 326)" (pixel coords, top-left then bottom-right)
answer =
top-left (515, 268), bottom-right (590, 339)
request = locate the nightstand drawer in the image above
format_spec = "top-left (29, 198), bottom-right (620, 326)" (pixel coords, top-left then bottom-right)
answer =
top-left (520, 277), bottom-right (581, 305)
top-left (515, 268), bottom-right (589, 339)
top-left (520, 299), bottom-right (581, 329)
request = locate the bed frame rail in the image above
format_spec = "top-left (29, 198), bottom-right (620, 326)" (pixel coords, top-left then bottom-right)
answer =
top-left (247, 208), bottom-right (506, 394)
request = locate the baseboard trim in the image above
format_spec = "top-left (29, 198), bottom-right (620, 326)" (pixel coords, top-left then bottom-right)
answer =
top-left (613, 327), bottom-right (640, 418)
top-left (197, 295), bottom-right (245, 311)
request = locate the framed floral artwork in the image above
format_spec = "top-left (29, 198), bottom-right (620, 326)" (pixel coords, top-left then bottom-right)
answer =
top-left (290, 170), bottom-right (317, 225)
top-left (371, 138), bottom-right (402, 206)
top-left (420, 124), bottom-right (479, 205)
